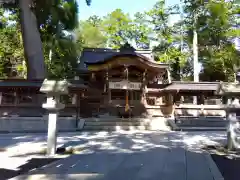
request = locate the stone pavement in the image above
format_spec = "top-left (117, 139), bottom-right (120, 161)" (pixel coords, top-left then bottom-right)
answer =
top-left (3, 131), bottom-right (225, 180)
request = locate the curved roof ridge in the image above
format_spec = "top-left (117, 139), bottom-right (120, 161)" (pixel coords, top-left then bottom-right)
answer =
top-left (85, 51), bottom-right (168, 65)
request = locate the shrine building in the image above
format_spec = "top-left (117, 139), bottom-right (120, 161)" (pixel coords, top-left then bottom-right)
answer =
top-left (0, 46), bottom-right (227, 132)
top-left (76, 47), bottom-right (220, 118)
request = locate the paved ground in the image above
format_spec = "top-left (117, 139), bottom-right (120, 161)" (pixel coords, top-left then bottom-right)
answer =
top-left (0, 131), bottom-right (226, 180)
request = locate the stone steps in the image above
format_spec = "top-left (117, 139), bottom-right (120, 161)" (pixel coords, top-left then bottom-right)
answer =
top-left (82, 117), bottom-right (170, 131)
top-left (83, 125), bottom-right (150, 131)
top-left (84, 121), bottom-right (146, 126)
top-left (178, 127), bottom-right (227, 131)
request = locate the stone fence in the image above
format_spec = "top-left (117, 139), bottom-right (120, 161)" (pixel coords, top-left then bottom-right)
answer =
top-left (0, 116), bottom-right (80, 133)
top-left (174, 104), bottom-right (226, 117)
top-left (0, 104), bottom-right (81, 133)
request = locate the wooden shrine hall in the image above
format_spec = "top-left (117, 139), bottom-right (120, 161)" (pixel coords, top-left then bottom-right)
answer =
top-left (0, 47), bottom-right (223, 119)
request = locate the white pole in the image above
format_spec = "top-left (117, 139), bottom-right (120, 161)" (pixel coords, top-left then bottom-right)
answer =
top-left (193, 11), bottom-right (199, 105)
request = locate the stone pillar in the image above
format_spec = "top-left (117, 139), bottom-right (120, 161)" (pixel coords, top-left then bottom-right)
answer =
top-left (47, 112), bottom-right (58, 155)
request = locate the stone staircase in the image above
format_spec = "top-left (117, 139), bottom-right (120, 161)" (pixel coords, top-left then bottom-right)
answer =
top-left (81, 117), bottom-right (170, 131)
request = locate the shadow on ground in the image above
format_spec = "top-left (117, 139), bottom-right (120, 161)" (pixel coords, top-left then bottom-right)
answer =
top-left (11, 147), bottom-right (218, 180)
top-left (0, 158), bottom-right (60, 180)
top-left (1, 131), bottom-right (227, 180)
top-left (211, 153), bottom-right (240, 180)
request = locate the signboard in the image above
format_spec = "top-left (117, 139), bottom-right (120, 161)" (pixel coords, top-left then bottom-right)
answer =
top-left (109, 80), bottom-right (142, 90)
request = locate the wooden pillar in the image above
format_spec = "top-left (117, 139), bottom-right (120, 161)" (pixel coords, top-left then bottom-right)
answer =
top-left (141, 69), bottom-right (147, 104)
top-left (72, 94), bottom-right (77, 105)
top-left (108, 90), bottom-right (111, 103)
top-left (200, 94), bottom-right (205, 105)
top-left (106, 70), bottom-right (111, 103)
top-left (125, 66), bottom-right (129, 112)
top-left (0, 92), bottom-right (2, 105)
top-left (14, 90), bottom-right (18, 106)
top-left (91, 72), bottom-right (95, 81)
top-left (104, 71), bottom-right (108, 93)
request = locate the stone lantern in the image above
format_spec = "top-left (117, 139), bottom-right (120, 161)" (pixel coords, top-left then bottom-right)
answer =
top-left (217, 82), bottom-right (240, 150)
top-left (40, 79), bottom-right (69, 156)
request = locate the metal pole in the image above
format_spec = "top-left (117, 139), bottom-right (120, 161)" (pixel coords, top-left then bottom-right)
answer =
top-left (193, 11), bottom-right (199, 105)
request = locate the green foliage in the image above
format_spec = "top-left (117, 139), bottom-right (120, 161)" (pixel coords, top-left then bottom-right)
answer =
top-left (132, 12), bottom-right (151, 49)
top-left (46, 35), bottom-right (79, 79)
top-left (101, 9), bottom-right (134, 49)
top-left (0, 8), bottom-right (24, 78)
top-left (145, 0), bottom-right (190, 79)
top-left (183, 0), bottom-right (240, 81)
top-left (76, 16), bottom-right (107, 48)
top-left (34, 0), bottom-right (81, 79)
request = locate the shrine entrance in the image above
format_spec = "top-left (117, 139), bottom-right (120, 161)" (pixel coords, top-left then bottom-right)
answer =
top-left (84, 51), bottom-right (171, 118)
top-left (108, 80), bottom-right (142, 117)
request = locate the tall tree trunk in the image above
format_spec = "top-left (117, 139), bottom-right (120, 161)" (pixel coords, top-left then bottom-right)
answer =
top-left (19, 0), bottom-right (45, 79)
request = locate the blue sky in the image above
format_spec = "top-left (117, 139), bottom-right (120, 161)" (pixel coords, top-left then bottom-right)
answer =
top-left (77, 0), bottom-right (181, 22)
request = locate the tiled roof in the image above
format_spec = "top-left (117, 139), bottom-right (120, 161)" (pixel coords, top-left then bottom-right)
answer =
top-left (78, 48), bottom-right (167, 71)
top-left (164, 81), bottom-right (220, 91)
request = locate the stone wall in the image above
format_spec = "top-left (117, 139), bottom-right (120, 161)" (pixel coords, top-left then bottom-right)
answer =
top-left (0, 105), bottom-right (78, 117)
top-left (0, 117), bottom-right (77, 133)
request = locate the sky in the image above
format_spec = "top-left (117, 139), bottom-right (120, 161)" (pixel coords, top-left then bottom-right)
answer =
top-left (77, 0), bottom-right (181, 23)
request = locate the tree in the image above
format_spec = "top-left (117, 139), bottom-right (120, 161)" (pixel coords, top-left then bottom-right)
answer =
top-left (76, 16), bottom-right (107, 48)
top-left (183, 0), bottom-right (239, 82)
top-left (101, 9), bottom-right (134, 49)
top-left (18, 0), bottom-right (45, 79)
top-left (0, 7), bottom-right (25, 78)
top-left (1, 0), bottom-right (92, 79)
top-left (146, 0), bottom-right (191, 79)
top-left (132, 12), bottom-right (151, 49)
top-left (46, 34), bottom-right (79, 79)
